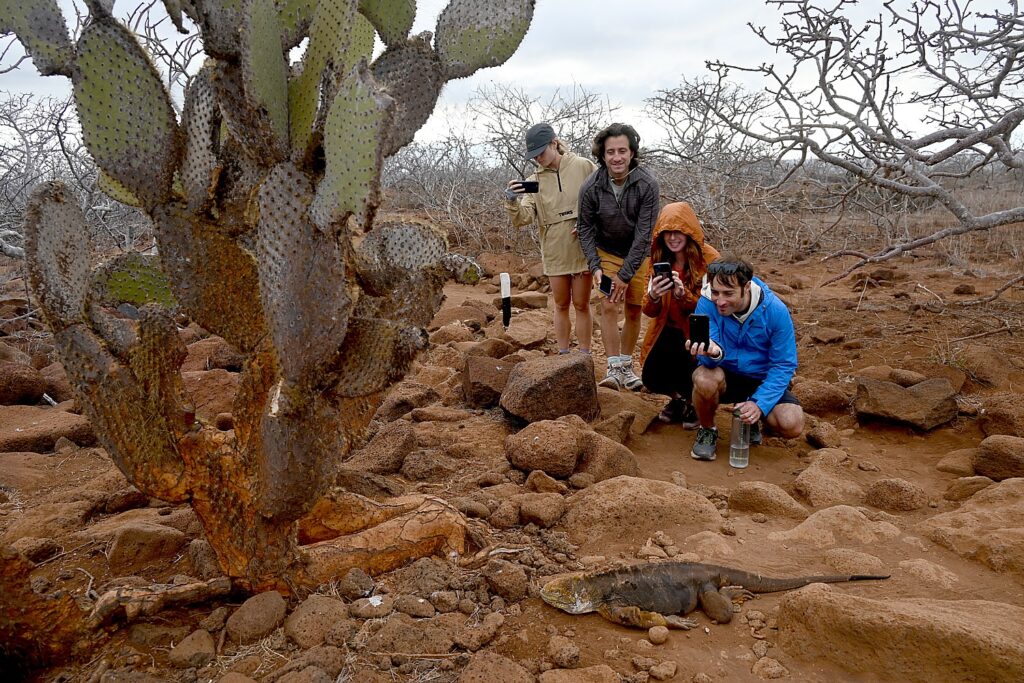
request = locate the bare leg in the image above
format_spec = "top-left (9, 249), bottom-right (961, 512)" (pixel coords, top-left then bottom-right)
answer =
top-left (621, 302), bottom-right (643, 358)
top-left (549, 274), bottom-right (572, 351)
top-left (571, 272), bottom-right (593, 351)
top-left (599, 298), bottom-right (622, 358)
top-left (765, 403), bottom-right (805, 438)
top-left (692, 365), bottom-right (726, 427)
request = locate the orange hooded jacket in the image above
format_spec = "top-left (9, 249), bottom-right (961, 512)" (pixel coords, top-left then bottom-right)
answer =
top-left (638, 202), bottom-right (720, 365)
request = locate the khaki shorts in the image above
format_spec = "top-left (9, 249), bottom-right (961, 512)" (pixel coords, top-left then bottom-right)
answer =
top-left (598, 249), bottom-right (648, 306)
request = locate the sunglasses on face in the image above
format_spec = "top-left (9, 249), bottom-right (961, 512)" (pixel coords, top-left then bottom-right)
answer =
top-left (707, 262), bottom-right (742, 276)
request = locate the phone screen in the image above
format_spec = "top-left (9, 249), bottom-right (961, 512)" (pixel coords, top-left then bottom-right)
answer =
top-left (689, 314), bottom-right (710, 347)
top-left (653, 262), bottom-right (672, 278)
top-left (599, 275), bottom-right (613, 297)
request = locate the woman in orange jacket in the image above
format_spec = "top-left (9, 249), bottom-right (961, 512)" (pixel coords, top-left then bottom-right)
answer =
top-left (639, 202), bottom-right (720, 424)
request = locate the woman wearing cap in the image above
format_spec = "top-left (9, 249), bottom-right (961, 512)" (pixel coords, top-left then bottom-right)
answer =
top-left (505, 123), bottom-right (598, 354)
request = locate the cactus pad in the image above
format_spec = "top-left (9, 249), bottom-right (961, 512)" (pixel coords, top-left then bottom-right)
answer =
top-left (288, 0), bottom-right (374, 155)
top-left (310, 63), bottom-right (392, 230)
top-left (371, 34), bottom-right (444, 157)
top-left (90, 253), bottom-right (178, 311)
top-left (353, 220), bottom-right (447, 327)
top-left (435, 0), bottom-right (534, 79)
top-left (0, 0), bottom-right (73, 76)
top-left (258, 163), bottom-right (354, 387)
top-left (331, 317), bottom-right (426, 397)
top-left (240, 0), bottom-right (290, 153)
top-left (152, 202), bottom-right (267, 353)
top-left (72, 18), bottom-right (182, 210)
top-left (179, 64), bottom-right (222, 214)
top-left (277, 0), bottom-right (318, 48)
top-left (54, 324), bottom-right (189, 501)
top-left (97, 171), bottom-right (143, 208)
top-left (358, 0), bottom-right (415, 47)
top-left (22, 182), bottom-right (90, 332)
top-left (188, 0), bottom-right (244, 59)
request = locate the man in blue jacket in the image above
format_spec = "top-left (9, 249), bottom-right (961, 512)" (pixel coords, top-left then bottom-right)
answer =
top-left (685, 256), bottom-right (804, 461)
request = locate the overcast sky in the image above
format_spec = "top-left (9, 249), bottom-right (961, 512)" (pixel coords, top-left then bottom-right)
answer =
top-left (1, 0), bottom-right (792, 145)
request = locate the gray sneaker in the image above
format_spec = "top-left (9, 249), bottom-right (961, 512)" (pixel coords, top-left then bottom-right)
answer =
top-left (690, 426), bottom-right (719, 461)
top-left (597, 363), bottom-right (623, 390)
top-left (619, 361), bottom-right (644, 391)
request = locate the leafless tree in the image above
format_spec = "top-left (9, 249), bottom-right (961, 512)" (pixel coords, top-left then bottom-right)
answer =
top-left (0, 92), bottom-right (151, 259)
top-left (383, 134), bottom-right (531, 253)
top-left (644, 77), bottom-right (780, 249)
top-left (467, 82), bottom-right (619, 177)
top-left (697, 0), bottom-right (1024, 282)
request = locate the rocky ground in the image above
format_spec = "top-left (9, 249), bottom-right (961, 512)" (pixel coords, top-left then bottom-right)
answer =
top-left (2, 249), bottom-right (1024, 683)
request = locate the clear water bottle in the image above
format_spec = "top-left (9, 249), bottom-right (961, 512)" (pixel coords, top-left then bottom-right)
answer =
top-left (729, 408), bottom-right (750, 469)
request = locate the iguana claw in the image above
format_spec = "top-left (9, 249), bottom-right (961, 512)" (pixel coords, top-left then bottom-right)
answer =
top-left (722, 585), bottom-right (756, 604)
top-left (666, 615), bottom-right (698, 630)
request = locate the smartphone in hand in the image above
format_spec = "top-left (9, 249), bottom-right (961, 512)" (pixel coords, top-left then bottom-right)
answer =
top-left (688, 313), bottom-right (710, 348)
top-left (652, 262), bottom-right (672, 279)
top-left (599, 274), bottom-right (614, 297)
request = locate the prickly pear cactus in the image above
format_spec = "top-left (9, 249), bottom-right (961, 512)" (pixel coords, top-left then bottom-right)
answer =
top-left (7, 0), bottom-right (534, 590)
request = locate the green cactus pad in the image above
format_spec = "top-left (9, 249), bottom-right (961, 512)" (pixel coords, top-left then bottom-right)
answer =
top-left (90, 253), bottom-right (178, 311)
top-left (257, 162), bottom-right (355, 387)
top-left (188, 0), bottom-right (244, 59)
top-left (277, 0), bottom-right (317, 48)
top-left (179, 64), bottom-right (221, 214)
top-left (0, 0), bottom-right (73, 76)
top-left (435, 0), bottom-right (534, 79)
top-left (152, 202), bottom-right (267, 353)
top-left (97, 170), bottom-right (143, 208)
top-left (240, 0), bottom-right (290, 153)
top-left (371, 34), bottom-right (444, 157)
top-left (72, 18), bottom-right (182, 210)
top-left (288, 0), bottom-right (374, 155)
top-left (331, 317), bottom-right (427, 397)
top-left (358, 0), bottom-right (415, 47)
top-left (22, 182), bottom-right (90, 331)
top-left (309, 63), bottom-right (392, 230)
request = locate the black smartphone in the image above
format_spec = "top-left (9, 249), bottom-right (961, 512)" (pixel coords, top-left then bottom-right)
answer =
top-left (688, 314), bottom-right (710, 347)
top-left (599, 274), bottom-right (614, 297)
top-left (518, 180), bottom-right (540, 193)
top-left (652, 261), bottom-right (672, 279)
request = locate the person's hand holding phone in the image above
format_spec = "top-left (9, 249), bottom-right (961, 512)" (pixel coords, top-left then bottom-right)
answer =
top-left (609, 273), bottom-right (627, 303)
top-left (685, 313), bottom-right (719, 357)
top-left (685, 337), bottom-right (721, 357)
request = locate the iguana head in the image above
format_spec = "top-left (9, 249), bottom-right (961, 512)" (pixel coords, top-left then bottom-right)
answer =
top-left (540, 573), bottom-right (599, 614)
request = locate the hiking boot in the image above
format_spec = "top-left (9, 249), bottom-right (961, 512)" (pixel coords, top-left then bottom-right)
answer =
top-left (680, 402), bottom-right (700, 430)
top-left (597, 363), bottom-right (623, 390)
top-left (619, 361), bottom-right (644, 391)
top-left (750, 421), bottom-right (763, 446)
top-left (690, 426), bottom-right (719, 461)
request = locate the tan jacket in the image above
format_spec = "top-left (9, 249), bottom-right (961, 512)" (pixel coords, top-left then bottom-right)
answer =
top-left (506, 151), bottom-right (597, 276)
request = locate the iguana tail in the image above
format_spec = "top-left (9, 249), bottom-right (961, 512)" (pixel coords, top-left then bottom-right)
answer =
top-left (713, 565), bottom-right (890, 593)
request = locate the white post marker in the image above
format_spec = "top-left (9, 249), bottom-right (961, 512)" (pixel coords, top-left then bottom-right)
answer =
top-left (500, 272), bottom-right (512, 329)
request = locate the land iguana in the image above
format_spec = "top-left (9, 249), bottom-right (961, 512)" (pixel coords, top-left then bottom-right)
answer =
top-left (540, 561), bottom-right (889, 629)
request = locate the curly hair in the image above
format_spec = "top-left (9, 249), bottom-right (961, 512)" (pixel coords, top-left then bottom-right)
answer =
top-left (591, 123), bottom-right (641, 169)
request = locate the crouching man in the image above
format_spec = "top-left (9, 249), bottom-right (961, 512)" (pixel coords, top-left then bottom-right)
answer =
top-left (685, 255), bottom-right (804, 461)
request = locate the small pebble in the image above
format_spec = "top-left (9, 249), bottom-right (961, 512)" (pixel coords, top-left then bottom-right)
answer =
top-left (648, 626), bottom-right (669, 645)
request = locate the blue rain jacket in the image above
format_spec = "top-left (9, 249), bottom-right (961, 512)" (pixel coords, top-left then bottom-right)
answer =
top-left (695, 277), bottom-right (797, 416)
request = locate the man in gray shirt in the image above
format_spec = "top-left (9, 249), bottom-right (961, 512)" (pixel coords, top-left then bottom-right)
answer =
top-left (577, 123), bottom-right (660, 390)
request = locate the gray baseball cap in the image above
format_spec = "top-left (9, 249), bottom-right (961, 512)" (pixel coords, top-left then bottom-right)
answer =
top-left (524, 123), bottom-right (555, 160)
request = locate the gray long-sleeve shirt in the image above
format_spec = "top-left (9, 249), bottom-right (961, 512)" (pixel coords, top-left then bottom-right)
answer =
top-left (576, 165), bottom-right (660, 283)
